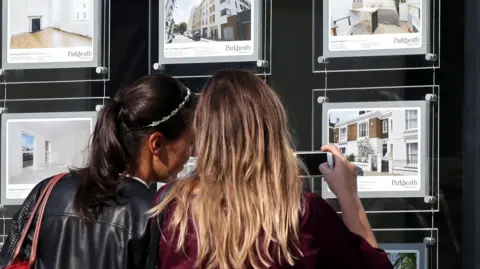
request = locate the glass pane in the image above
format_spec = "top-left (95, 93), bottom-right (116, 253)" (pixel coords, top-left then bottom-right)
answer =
top-left (375, 229), bottom-right (438, 269)
top-left (312, 86), bottom-right (439, 212)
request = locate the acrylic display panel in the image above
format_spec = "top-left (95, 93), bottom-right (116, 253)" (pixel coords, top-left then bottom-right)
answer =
top-left (380, 243), bottom-right (427, 268)
top-left (321, 101), bottom-right (430, 199)
top-left (312, 86), bottom-right (439, 213)
top-left (0, 0), bottom-right (110, 83)
top-left (0, 111), bottom-right (97, 205)
top-left (374, 228), bottom-right (438, 269)
top-left (312, 0), bottom-right (440, 72)
top-left (150, 0), bottom-right (271, 77)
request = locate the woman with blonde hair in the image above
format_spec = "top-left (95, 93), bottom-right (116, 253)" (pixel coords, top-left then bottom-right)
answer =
top-left (150, 69), bottom-right (393, 269)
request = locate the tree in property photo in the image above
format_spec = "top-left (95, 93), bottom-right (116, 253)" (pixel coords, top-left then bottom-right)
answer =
top-left (357, 138), bottom-right (375, 163)
top-left (174, 22), bottom-right (188, 34)
top-left (346, 154), bottom-right (356, 162)
top-left (388, 252), bottom-right (417, 269)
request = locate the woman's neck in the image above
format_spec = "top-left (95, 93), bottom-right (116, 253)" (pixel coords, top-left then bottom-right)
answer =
top-left (131, 171), bottom-right (171, 185)
top-left (122, 171), bottom-right (148, 183)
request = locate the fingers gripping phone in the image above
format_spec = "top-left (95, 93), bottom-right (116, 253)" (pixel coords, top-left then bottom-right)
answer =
top-left (295, 151), bottom-right (335, 176)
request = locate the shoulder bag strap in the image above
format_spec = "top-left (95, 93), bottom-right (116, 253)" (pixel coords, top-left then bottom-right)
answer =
top-left (9, 173), bottom-right (68, 266)
top-left (144, 183), bottom-right (174, 269)
top-left (28, 172), bottom-right (68, 268)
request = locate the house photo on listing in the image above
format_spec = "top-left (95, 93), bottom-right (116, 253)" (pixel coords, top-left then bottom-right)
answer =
top-left (2, 0), bottom-right (100, 69)
top-left (321, 101), bottom-right (430, 199)
top-left (159, 0), bottom-right (262, 64)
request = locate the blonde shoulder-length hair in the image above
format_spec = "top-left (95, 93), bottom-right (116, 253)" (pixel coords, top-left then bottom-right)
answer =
top-left (149, 69), bottom-right (305, 269)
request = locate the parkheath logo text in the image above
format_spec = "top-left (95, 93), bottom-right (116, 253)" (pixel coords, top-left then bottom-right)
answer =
top-left (392, 179), bottom-right (418, 188)
top-left (68, 50), bottom-right (93, 58)
top-left (225, 44), bottom-right (251, 52)
top-left (394, 36), bottom-right (420, 44)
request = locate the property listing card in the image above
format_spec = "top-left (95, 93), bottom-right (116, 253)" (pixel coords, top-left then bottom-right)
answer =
top-left (2, 0), bottom-right (101, 69)
top-left (323, 0), bottom-right (428, 57)
top-left (321, 101), bottom-right (431, 199)
top-left (159, 0), bottom-right (261, 64)
top-left (1, 112), bottom-right (97, 205)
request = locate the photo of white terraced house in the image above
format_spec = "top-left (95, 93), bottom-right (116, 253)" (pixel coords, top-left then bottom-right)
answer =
top-left (329, 0), bottom-right (421, 36)
top-left (328, 108), bottom-right (420, 177)
top-left (8, 0), bottom-right (93, 49)
top-left (164, 0), bottom-right (252, 44)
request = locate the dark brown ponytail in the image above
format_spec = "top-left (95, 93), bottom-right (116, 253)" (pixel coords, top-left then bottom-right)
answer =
top-left (73, 74), bottom-right (195, 221)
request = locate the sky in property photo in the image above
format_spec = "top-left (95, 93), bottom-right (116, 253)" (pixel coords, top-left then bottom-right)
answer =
top-left (170, 0), bottom-right (203, 24)
top-left (329, 109), bottom-right (365, 125)
top-left (21, 133), bottom-right (34, 151)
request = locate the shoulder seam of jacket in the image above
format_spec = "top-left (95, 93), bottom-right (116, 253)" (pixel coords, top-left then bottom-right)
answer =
top-left (41, 214), bottom-right (143, 238)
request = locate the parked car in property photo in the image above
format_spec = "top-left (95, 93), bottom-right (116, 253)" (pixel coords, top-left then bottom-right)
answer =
top-left (192, 31), bottom-right (201, 41)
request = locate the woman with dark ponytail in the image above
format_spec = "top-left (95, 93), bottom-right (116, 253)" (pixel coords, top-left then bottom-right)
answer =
top-left (0, 74), bottom-right (196, 269)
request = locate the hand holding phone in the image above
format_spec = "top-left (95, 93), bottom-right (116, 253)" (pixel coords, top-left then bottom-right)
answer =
top-left (318, 145), bottom-right (358, 199)
top-left (296, 151), bottom-right (335, 176)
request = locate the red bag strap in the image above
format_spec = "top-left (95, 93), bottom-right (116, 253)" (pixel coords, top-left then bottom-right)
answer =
top-left (28, 173), bottom-right (67, 268)
top-left (10, 173), bottom-right (68, 267)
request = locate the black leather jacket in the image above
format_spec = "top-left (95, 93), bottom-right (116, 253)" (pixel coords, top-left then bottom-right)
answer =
top-left (0, 173), bottom-right (156, 269)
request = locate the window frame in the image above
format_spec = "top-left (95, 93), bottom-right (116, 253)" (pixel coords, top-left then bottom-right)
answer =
top-left (220, 8), bottom-right (231, 16)
top-left (406, 142), bottom-right (419, 168)
top-left (74, 0), bottom-right (89, 22)
top-left (382, 119), bottom-right (388, 134)
top-left (21, 133), bottom-right (35, 169)
top-left (44, 140), bottom-right (51, 163)
top-left (405, 110), bottom-right (418, 130)
top-left (339, 127), bottom-right (347, 142)
top-left (358, 121), bottom-right (369, 138)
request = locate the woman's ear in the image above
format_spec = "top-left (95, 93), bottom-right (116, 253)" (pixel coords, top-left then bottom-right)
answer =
top-left (148, 132), bottom-right (165, 157)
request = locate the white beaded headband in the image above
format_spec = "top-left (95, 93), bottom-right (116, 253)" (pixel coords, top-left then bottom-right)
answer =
top-left (130, 87), bottom-right (191, 131)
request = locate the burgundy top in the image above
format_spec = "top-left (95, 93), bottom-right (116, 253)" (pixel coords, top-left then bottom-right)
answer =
top-left (155, 188), bottom-right (393, 269)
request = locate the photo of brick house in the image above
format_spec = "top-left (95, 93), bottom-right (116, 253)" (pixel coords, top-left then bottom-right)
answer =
top-left (328, 108), bottom-right (420, 177)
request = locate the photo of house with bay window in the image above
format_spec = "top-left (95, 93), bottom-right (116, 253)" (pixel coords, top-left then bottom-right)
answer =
top-left (328, 108), bottom-right (420, 177)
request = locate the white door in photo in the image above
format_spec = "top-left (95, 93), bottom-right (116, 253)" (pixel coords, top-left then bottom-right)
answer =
top-left (52, 0), bottom-right (63, 27)
top-left (223, 27), bottom-right (234, 41)
top-left (399, 2), bottom-right (408, 21)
